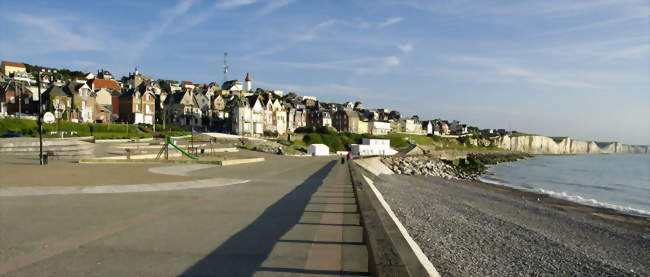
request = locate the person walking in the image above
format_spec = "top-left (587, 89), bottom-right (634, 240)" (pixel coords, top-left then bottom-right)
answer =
top-left (346, 152), bottom-right (352, 161)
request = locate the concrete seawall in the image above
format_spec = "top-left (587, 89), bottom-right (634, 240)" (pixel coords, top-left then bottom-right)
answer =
top-left (350, 158), bottom-right (440, 276)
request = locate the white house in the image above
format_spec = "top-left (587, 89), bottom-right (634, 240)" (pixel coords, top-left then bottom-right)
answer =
top-left (307, 144), bottom-right (329, 156)
top-left (369, 121), bottom-right (391, 135)
top-left (350, 138), bottom-right (397, 156)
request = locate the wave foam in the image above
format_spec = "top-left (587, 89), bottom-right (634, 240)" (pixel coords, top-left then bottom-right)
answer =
top-left (479, 177), bottom-right (650, 217)
top-left (535, 188), bottom-right (650, 217)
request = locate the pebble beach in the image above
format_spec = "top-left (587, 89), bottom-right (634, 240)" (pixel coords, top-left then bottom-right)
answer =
top-left (372, 173), bottom-right (650, 276)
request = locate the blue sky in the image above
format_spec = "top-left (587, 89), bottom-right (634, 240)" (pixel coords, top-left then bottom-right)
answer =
top-left (1, 0), bottom-right (648, 144)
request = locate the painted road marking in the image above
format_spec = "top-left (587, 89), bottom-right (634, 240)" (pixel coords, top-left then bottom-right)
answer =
top-left (0, 178), bottom-right (249, 197)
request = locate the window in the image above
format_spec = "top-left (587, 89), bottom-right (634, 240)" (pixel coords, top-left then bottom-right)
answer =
top-left (24, 98), bottom-right (29, 104)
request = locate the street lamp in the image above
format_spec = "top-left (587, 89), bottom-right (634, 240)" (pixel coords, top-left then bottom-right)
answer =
top-left (37, 69), bottom-right (45, 165)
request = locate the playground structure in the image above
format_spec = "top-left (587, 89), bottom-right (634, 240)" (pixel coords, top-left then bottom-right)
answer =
top-left (157, 136), bottom-right (199, 160)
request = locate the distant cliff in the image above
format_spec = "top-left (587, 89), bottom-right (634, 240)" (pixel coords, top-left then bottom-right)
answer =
top-left (492, 135), bottom-right (648, 154)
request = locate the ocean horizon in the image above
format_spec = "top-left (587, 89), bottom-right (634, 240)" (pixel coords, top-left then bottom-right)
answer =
top-left (481, 154), bottom-right (650, 217)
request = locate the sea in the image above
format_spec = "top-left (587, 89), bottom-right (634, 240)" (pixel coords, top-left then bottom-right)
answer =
top-left (480, 154), bottom-right (650, 217)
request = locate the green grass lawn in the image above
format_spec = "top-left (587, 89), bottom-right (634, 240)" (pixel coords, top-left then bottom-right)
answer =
top-left (1, 118), bottom-right (154, 139)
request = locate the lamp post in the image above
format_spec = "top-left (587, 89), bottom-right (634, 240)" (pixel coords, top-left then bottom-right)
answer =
top-left (37, 69), bottom-right (44, 165)
top-left (17, 81), bottom-right (22, 119)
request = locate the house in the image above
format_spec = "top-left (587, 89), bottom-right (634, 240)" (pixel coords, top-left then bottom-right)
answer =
top-left (1, 61), bottom-right (27, 78)
top-left (307, 110), bottom-right (332, 129)
top-left (357, 119), bottom-right (369, 134)
top-left (222, 80), bottom-right (243, 93)
top-left (307, 144), bottom-right (329, 156)
top-left (332, 110), bottom-right (360, 133)
top-left (449, 120), bottom-right (468, 135)
top-left (164, 90), bottom-right (203, 127)
top-left (399, 117), bottom-right (422, 134)
top-left (209, 94), bottom-right (229, 130)
top-left (193, 92), bottom-right (210, 127)
top-left (350, 138), bottom-right (397, 156)
top-left (94, 104), bottom-right (112, 123)
top-left (96, 69), bottom-right (114, 80)
top-left (66, 82), bottom-right (96, 123)
top-left (88, 78), bottom-right (121, 92)
top-left (94, 88), bottom-right (121, 116)
top-left (286, 105), bottom-right (307, 132)
top-left (302, 96), bottom-right (318, 107)
top-left (181, 81), bottom-right (195, 92)
top-left (369, 120), bottom-right (391, 135)
top-left (42, 85), bottom-right (72, 120)
top-left (1, 81), bottom-right (38, 116)
top-left (439, 121), bottom-right (449, 135)
top-left (353, 101), bottom-right (364, 111)
top-left (160, 80), bottom-right (182, 95)
top-left (230, 95), bottom-right (264, 136)
top-left (270, 98), bottom-right (287, 135)
top-left (119, 86), bottom-right (155, 124)
top-left (84, 72), bottom-right (95, 80)
top-left (422, 120), bottom-right (433, 135)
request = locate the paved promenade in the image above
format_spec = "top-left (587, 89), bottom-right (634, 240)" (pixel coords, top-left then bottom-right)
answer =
top-left (0, 154), bottom-right (368, 276)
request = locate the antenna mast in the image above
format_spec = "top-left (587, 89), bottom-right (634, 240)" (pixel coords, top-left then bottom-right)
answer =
top-left (223, 52), bottom-right (229, 84)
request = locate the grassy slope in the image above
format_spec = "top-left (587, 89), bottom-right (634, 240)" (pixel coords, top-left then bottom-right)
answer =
top-left (298, 131), bottom-right (499, 151)
top-left (0, 118), bottom-right (190, 139)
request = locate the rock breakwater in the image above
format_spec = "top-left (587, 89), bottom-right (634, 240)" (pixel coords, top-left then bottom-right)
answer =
top-left (382, 152), bottom-right (530, 180)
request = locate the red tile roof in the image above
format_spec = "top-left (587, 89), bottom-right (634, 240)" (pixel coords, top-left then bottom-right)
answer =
top-left (181, 81), bottom-right (194, 85)
top-left (90, 79), bottom-right (121, 91)
top-left (2, 61), bottom-right (26, 68)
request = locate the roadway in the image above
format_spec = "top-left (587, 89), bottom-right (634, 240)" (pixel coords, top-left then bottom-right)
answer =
top-left (0, 153), bottom-right (368, 276)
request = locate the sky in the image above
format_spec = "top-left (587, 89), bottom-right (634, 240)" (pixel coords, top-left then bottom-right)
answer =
top-left (1, 0), bottom-right (648, 144)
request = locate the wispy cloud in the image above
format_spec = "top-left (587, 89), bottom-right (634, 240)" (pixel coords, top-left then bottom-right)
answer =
top-left (398, 43), bottom-right (414, 53)
top-left (214, 0), bottom-right (258, 9)
top-left (257, 0), bottom-right (295, 15)
top-left (243, 19), bottom-right (338, 58)
top-left (444, 55), bottom-right (599, 89)
top-left (378, 16), bottom-right (403, 28)
top-left (606, 44), bottom-right (650, 60)
top-left (6, 13), bottom-right (122, 55)
top-left (255, 80), bottom-right (391, 102)
top-left (132, 0), bottom-right (198, 60)
top-left (296, 19), bottom-right (338, 41)
top-left (354, 56), bottom-right (401, 75)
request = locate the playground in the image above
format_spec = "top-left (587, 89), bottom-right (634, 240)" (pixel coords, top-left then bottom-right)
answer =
top-left (78, 135), bottom-right (264, 166)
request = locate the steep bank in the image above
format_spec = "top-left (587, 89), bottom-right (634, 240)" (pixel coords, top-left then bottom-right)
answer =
top-left (493, 135), bottom-right (648, 154)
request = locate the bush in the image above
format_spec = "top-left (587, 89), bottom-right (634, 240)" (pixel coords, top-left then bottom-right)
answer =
top-left (263, 130), bottom-right (279, 137)
top-left (303, 133), bottom-right (323, 145)
top-left (320, 134), bottom-right (345, 151)
top-left (315, 126), bottom-right (334, 134)
top-left (0, 118), bottom-right (37, 135)
top-left (294, 127), bottom-right (313, 133)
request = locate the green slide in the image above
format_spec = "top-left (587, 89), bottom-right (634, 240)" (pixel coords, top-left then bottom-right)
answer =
top-left (167, 136), bottom-right (198, 160)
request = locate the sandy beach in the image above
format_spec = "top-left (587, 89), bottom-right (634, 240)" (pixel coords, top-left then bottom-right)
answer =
top-left (371, 173), bottom-right (649, 276)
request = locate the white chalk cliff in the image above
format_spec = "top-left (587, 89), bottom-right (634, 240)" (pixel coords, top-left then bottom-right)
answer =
top-left (493, 135), bottom-right (648, 154)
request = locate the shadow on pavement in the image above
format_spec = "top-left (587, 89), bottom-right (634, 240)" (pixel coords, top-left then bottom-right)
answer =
top-left (181, 161), bottom-right (337, 276)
